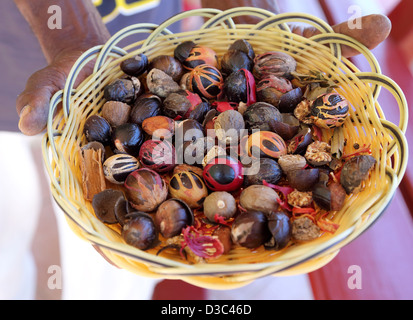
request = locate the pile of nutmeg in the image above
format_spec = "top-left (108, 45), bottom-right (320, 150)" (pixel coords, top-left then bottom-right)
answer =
top-left (79, 39), bottom-right (376, 262)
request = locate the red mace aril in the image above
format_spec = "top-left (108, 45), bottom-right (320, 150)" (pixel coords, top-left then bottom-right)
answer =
top-left (211, 101), bottom-right (238, 113)
top-left (180, 226), bottom-right (224, 259)
top-left (163, 90), bottom-right (203, 120)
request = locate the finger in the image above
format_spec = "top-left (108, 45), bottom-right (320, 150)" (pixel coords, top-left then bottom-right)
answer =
top-left (17, 51), bottom-right (93, 136)
top-left (291, 14), bottom-right (392, 58)
top-left (16, 65), bottom-right (67, 136)
top-left (332, 14), bottom-right (392, 57)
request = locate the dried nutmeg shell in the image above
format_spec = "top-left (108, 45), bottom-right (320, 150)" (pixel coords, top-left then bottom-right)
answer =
top-left (253, 51), bottom-right (297, 79)
top-left (256, 75), bottom-right (293, 107)
top-left (203, 191), bottom-right (237, 222)
top-left (231, 211), bottom-right (271, 248)
top-left (155, 198), bottom-right (194, 238)
top-left (223, 68), bottom-right (256, 105)
top-left (142, 115), bottom-right (175, 139)
top-left (340, 155), bottom-right (376, 194)
top-left (243, 158), bottom-right (282, 187)
top-left (212, 226), bottom-right (232, 254)
top-left (163, 90), bottom-right (203, 120)
top-left (101, 101), bottom-right (131, 127)
top-left (278, 154), bottom-right (307, 174)
top-left (239, 185), bottom-right (279, 215)
top-left (220, 49), bottom-right (253, 76)
top-left (146, 68), bottom-right (181, 98)
top-left (174, 41), bottom-right (197, 63)
top-left (187, 101), bottom-right (210, 124)
top-left (312, 175), bottom-right (331, 211)
top-left (268, 119), bottom-right (299, 141)
top-left (243, 102), bottom-right (282, 132)
top-left (149, 55), bottom-right (184, 83)
top-left (92, 189), bottom-right (125, 224)
top-left (265, 211), bottom-right (291, 251)
top-left (229, 39), bottom-right (255, 61)
top-left (120, 53), bottom-right (149, 77)
top-left (278, 87), bottom-right (303, 113)
top-left (124, 168), bottom-right (168, 212)
top-left (83, 115), bottom-right (112, 145)
top-left (130, 94), bottom-right (162, 126)
top-left (104, 77), bottom-right (142, 104)
top-left (329, 181), bottom-right (347, 211)
top-left (286, 168), bottom-right (320, 192)
top-left (112, 123), bottom-right (144, 157)
top-left (122, 212), bottom-right (158, 250)
top-left (103, 154), bottom-right (140, 184)
top-left (287, 128), bottom-right (313, 155)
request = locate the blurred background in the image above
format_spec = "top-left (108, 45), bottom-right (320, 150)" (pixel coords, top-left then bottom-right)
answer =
top-left (1, 0), bottom-right (413, 300)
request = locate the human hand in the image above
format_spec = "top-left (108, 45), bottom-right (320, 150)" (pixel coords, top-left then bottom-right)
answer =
top-left (17, 49), bottom-right (97, 136)
top-left (15, 0), bottom-right (110, 136)
top-left (201, 0), bottom-right (391, 58)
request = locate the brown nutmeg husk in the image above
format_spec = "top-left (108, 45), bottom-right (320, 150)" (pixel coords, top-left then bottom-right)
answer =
top-left (102, 101), bottom-right (131, 127)
top-left (147, 69), bottom-right (181, 98)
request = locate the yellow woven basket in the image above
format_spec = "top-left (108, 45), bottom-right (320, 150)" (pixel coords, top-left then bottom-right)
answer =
top-left (42, 7), bottom-right (408, 289)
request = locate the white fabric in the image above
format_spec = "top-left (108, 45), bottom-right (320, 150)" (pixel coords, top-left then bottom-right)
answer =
top-left (0, 133), bottom-right (41, 300)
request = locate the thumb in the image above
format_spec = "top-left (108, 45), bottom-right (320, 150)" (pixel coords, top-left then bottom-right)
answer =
top-left (291, 14), bottom-right (392, 58)
top-left (17, 51), bottom-right (92, 136)
top-left (17, 65), bottom-right (67, 136)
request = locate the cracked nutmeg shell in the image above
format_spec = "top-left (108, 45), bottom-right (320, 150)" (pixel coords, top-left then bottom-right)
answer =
top-left (104, 77), bottom-right (142, 104)
top-left (231, 211), bottom-right (271, 248)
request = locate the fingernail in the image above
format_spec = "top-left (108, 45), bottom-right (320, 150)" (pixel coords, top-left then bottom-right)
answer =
top-left (18, 105), bottom-right (31, 133)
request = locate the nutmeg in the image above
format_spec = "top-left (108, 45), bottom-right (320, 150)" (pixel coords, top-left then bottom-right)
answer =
top-left (239, 185), bottom-right (279, 214)
top-left (278, 154), bottom-right (307, 173)
top-left (149, 55), bottom-right (184, 83)
top-left (256, 75), bottom-right (293, 107)
top-left (101, 101), bottom-right (131, 127)
top-left (120, 54), bottom-right (149, 77)
top-left (142, 116), bottom-right (175, 139)
top-left (214, 110), bottom-right (245, 145)
top-left (253, 51), bottom-right (297, 79)
top-left (146, 68), bottom-right (181, 98)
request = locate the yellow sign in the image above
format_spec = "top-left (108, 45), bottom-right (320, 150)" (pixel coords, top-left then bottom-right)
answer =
top-left (92, 0), bottom-right (160, 23)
